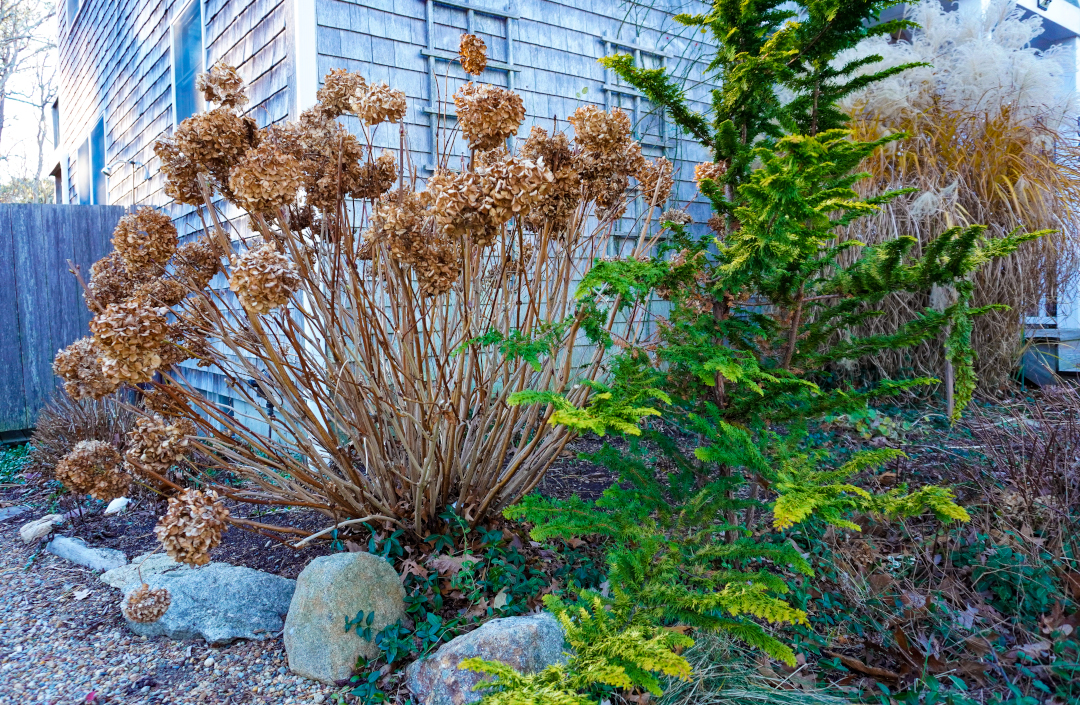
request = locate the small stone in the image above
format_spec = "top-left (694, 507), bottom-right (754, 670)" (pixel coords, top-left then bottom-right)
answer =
top-left (47, 536), bottom-right (127, 572)
top-left (205, 658), bottom-right (215, 668)
top-left (0, 505), bottom-right (29, 522)
top-left (104, 497), bottom-right (130, 515)
top-left (313, 694), bottom-right (325, 703)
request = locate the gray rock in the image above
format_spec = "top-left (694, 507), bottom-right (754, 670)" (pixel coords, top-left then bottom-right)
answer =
top-left (283, 552), bottom-right (407, 684)
top-left (121, 562), bottom-right (296, 645)
top-left (406, 613), bottom-right (567, 705)
top-left (0, 505), bottom-right (29, 522)
top-left (46, 536), bottom-right (127, 572)
top-left (100, 552), bottom-right (191, 590)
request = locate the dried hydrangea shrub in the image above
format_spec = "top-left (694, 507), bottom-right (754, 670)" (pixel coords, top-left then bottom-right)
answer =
top-left (228, 142), bottom-right (304, 213)
top-left (352, 150), bottom-right (397, 200)
top-left (90, 300), bottom-right (170, 384)
top-left (154, 139), bottom-right (204, 206)
top-left (228, 244), bottom-right (301, 314)
top-left (133, 277), bottom-right (188, 307)
top-left (53, 337), bottom-right (121, 400)
top-left (125, 415), bottom-right (194, 476)
top-left (661, 208), bottom-right (692, 226)
top-left (453, 83), bottom-right (525, 151)
top-left (368, 188), bottom-right (430, 260)
top-left (282, 113), bottom-right (369, 213)
top-left (174, 107), bottom-right (260, 199)
top-left (123, 583), bottom-right (172, 623)
top-left (173, 238), bottom-right (221, 290)
top-left (478, 152), bottom-right (553, 226)
top-left (636, 156), bottom-right (674, 207)
top-left (520, 127), bottom-right (582, 235)
top-left (112, 208), bottom-right (179, 273)
top-left (350, 83), bottom-right (407, 126)
top-left (693, 160), bottom-right (728, 188)
top-left (317, 69), bottom-right (366, 118)
top-left (154, 489), bottom-right (230, 566)
top-left (567, 106), bottom-right (644, 221)
top-left (459, 33), bottom-right (488, 75)
top-left (142, 386), bottom-right (193, 418)
top-left (54, 439), bottom-right (131, 501)
top-left (197, 63), bottom-right (248, 109)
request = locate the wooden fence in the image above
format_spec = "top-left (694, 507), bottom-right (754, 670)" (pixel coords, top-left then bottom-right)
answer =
top-left (0, 204), bottom-right (125, 436)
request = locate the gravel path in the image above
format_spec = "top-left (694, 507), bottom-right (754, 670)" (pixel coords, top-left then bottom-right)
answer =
top-left (0, 515), bottom-right (341, 705)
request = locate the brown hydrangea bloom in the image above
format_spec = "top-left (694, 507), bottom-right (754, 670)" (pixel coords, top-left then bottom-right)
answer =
top-left (367, 189), bottom-right (460, 296)
top-left (707, 213), bottom-right (725, 235)
top-left (661, 208), bottom-right (692, 226)
top-left (426, 169), bottom-right (494, 243)
top-left (142, 386), bottom-right (192, 418)
top-left (228, 244), bottom-right (301, 314)
top-left (90, 300), bottom-right (170, 384)
top-left (478, 152), bottom-right (553, 227)
top-left (123, 584), bottom-right (172, 623)
top-left (155, 139), bottom-right (203, 206)
top-left (53, 337), bottom-right (121, 400)
top-left (636, 157), bottom-right (674, 207)
top-left (282, 113), bottom-right (368, 213)
top-left (55, 440), bottom-right (130, 501)
top-left (318, 69), bottom-right (366, 118)
top-left (173, 107), bottom-right (260, 200)
top-left (133, 277), bottom-right (188, 307)
top-left (350, 83), bottom-right (407, 126)
top-left (453, 83), bottom-right (525, 151)
top-left (569, 106), bottom-right (633, 155)
top-left (459, 34), bottom-right (488, 75)
top-left (228, 142), bottom-right (304, 214)
top-left (197, 63), bottom-right (248, 109)
top-left (693, 161), bottom-right (728, 188)
top-left (520, 127), bottom-right (582, 235)
top-left (173, 238), bottom-right (221, 290)
top-left (154, 489), bottom-right (230, 566)
top-left (86, 252), bottom-right (159, 311)
top-left (125, 415), bottom-right (194, 476)
top-left (112, 208), bottom-right (179, 273)
top-left (352, 150), bottom-right (397, 200)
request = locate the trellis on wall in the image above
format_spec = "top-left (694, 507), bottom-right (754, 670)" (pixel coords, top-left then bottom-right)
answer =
top-left (421, 0), bottom-right (519, 171)
top-left (601, 32), bottom-right (669, 158)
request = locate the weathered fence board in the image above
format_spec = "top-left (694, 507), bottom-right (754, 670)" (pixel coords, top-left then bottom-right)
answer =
top-left (0, 204), bottom-right (124, 435)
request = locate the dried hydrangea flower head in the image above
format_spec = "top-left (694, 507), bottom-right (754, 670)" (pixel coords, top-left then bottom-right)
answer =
top-left (317, 69), bottom-right (366, 118)
top-left (196, 63), bottom-right (248, 109)
top-left (173, 107), bottom-right (260, 201)
top-left (55, 440), bottom-right (131, 501)
top-left (112, 208), bottom-right (179, 273)
top-left (477, 152), bottom-right (553, 226)
top-left (278, 112), bottom-right (368, 213)
top-left (228, 244), bottom-right (301, 314)
top-left (636, 156), bottom-right (674, 207)
top-left (142, 386), bottom-right (192, 418)
top-left (123, 583), bottom-right (172, 623)
top-left (453, 83), bottom-right (525, 151)
top-left (459, 34), bottom-right (488, 75)
top-left (90, 300), bottom-right (170, 383)
top-left (569, 106), bottom-right (633, 155)
top-left (368, 188), bottom-right (429, 260)
top-left (133, 277), bottom-right (187, 307)
top-left (661, 208), bottom-right (692, 226)
top-left (350, 83), bottom-right (407, 126)
top-left (154, 139), bottom-right (203, 206)
top-left (86, 251), bottom-right (158, 311)
top-left (53, 337), bottom-right (121, 400)
top-left (707, 213), bottom-right (725, 236)
top-left (353, 150), bottom-right (397, 200)
top-left (125, 415), bottom-right (194, 476)
top-left (693, 161), bottom-right (728, 188)
top-left (521, 126), bottom-right (582, 235)
top-left (173, 238), bottom-right (221, 290)
top-left (229, 142), bottom-right (304, 214)
top-left (154, 488), bottom-right (229, 566)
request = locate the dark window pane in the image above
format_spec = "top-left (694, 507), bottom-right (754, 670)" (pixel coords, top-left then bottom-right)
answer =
top-left (173, 1), bottom-right (203, 124)
top-left (77, 139), bottom-right (90, 205)
top-left (91, 116), bottom-right (105, 205)
top-left (67, 0), bottom-right (80, 28)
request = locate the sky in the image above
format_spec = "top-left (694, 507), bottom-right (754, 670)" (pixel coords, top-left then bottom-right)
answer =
top-left (0, 9), bottom-right (58, 183)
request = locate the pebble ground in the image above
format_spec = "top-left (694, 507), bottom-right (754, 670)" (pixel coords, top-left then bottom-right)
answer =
top-left (0, 515), bottom-right (343, 705)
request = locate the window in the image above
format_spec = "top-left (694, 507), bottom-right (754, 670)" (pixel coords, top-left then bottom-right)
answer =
top-left (173, 0), bottom-right (204, 124)
top-left (50, 163), bottom-right (62, 205)
top-left (91, 116), bottom-right (105, 204)
top-left (51, 100), bottom-right (59, 148)
top-left (67, 0), bottom-right (80, 29)
top-left (76, 139), bottom-right (90, 204)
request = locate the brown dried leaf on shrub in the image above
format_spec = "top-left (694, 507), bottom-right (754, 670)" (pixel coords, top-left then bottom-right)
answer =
top-left (823, 651), bottom-right (900, 682)
top-left (428, 553), bottom-right (480, 576)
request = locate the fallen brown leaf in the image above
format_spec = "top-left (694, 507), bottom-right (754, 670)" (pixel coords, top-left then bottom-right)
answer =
top-left (824, 651), bottom-right (900, 682)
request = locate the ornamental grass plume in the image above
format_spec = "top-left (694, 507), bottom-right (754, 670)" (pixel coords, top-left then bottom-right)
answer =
top-left (228, 244), bottom-right (301, 314)
top-left (55, 439), bottom-right (131, 501)
top-left (453, 83), bottom-right (525, 151)
top-left (459, 33), bottom-right (488, 75)
top-left (154, 489), bottom-right (229, 566)
top-left (112, 207), bottom-right (178, 273)
top-left (123, 584), bottom-right (171, 623)
top-left (838, 0), bottom-right (1080, 388)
